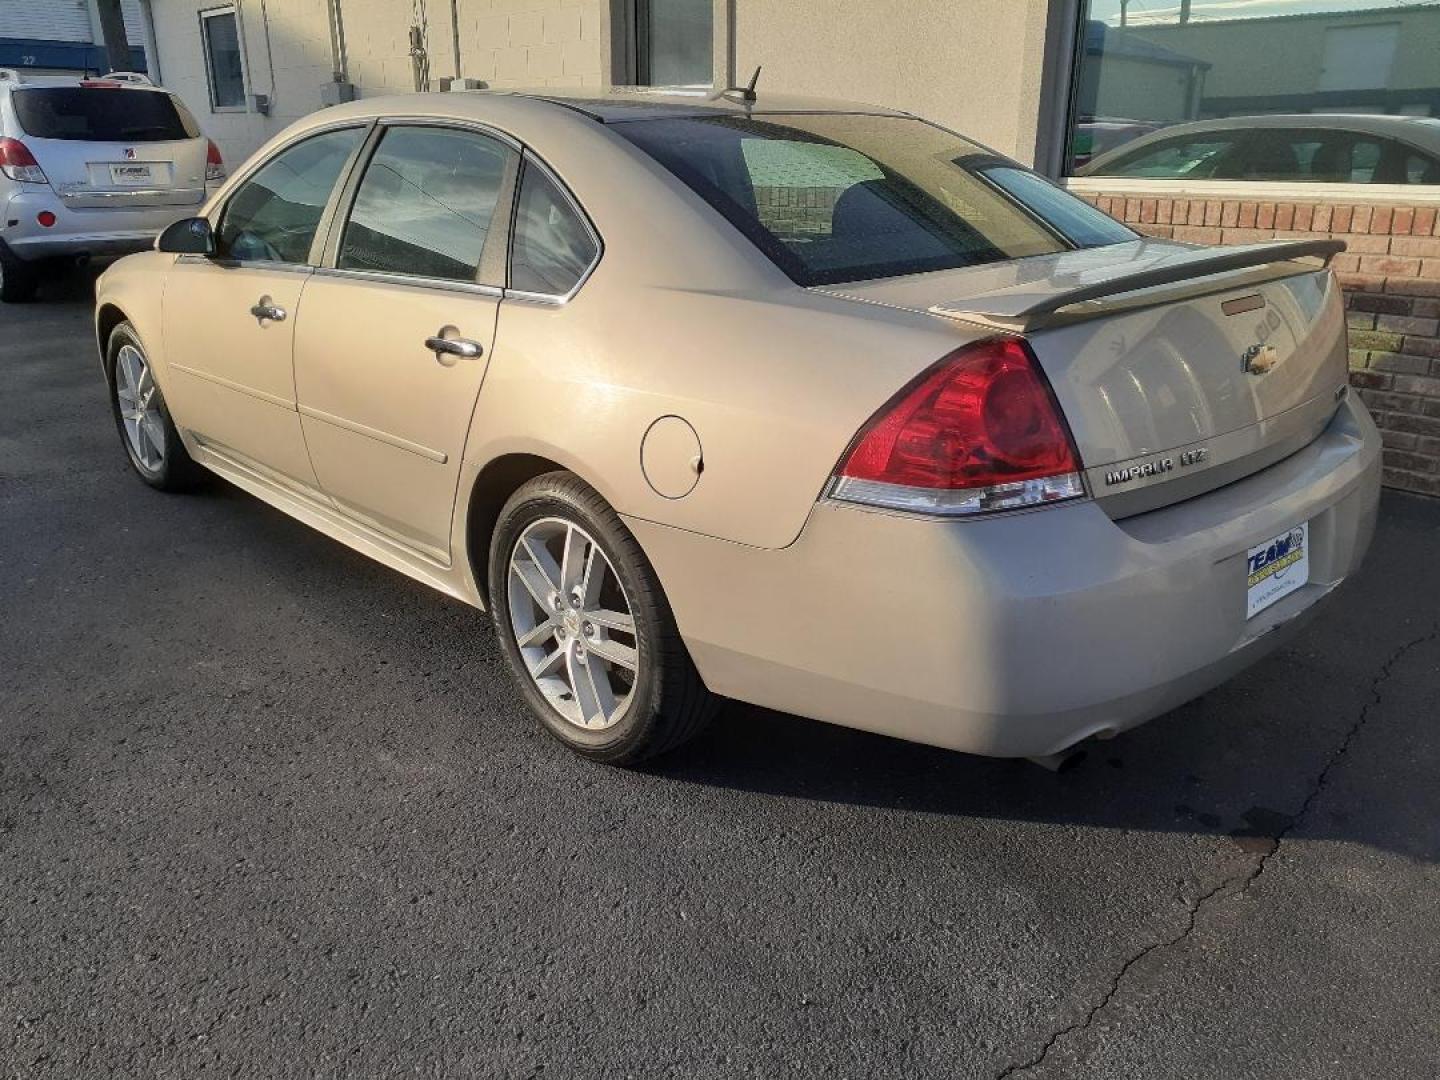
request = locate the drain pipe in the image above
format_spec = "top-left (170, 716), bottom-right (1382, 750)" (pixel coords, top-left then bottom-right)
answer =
top-left (325, 0), bottom-right (350, 83)
top-left (449, 0), bottom-right (462, 79)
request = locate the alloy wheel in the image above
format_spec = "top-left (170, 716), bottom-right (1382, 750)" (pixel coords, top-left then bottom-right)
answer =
top-left (114, 343), bottom-right (166, 471)
top-left (507, 517), bottom-right (639, 731)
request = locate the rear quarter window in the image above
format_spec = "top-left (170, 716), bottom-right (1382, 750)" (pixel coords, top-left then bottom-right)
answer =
top-left (11, 88), bottom-right (198, 143)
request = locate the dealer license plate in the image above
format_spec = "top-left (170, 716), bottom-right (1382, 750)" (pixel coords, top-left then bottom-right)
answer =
top-left (1246, 522), bottom-right (1309, 619)
top-left (108, 163), bottom-right (153, 186)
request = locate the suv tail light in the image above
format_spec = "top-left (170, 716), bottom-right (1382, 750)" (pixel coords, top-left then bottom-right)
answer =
top-left (205, 139), bottom-right (226, 182)
top-left (830, 337), bottom-right (1085, 516)
top-left (0, 138), bottom-right (46, 183)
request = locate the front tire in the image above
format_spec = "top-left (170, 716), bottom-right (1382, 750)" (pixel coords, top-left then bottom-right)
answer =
top-left (488, 473), bottom-right (716, 765)
top-left (106, 322), bottom-right (204, 492)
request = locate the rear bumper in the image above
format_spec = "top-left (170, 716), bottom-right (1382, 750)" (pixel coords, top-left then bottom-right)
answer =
top-left (627, 394), bottom-right (1382, 758)
top-left (0, 187), bottom-right (207, 261)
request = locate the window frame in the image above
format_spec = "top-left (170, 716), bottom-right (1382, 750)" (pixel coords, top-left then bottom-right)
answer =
top-left (503, 150), bottom-right (605, 305)
top-left (1053, 0), bottom-right (1440, 207)
top-left (198, 5), bottom-right (249, 114)
top-left (197, 120), bottom-right (374, 271)
top-left (624, 0), bottom-right (716, 89)
top-left (322, 120), bottom-right (523, 292)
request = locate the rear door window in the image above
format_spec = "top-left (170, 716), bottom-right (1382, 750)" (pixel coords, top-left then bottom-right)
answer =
top-left (615, 113), bottom-right (1123, 286)
top-left (508, 162), bottom-right (598, 296)
top-left (337, 125), bottom-right (512, 283)
top-left (217, 127), bottom-right (364, 264)
top-left (12, 88), bottom-right (199, 142)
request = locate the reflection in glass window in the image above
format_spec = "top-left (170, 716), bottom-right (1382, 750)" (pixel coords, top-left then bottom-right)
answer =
top-left (1070, 1), bottom-right (1440, 184)
top-left (617, 114), bottom-right (1133, 287)
top-left (339, 127), bottom-right (510, 283)
top-left (635, 0), bottom-right (713, 86)
top-left (218, 128), bottom-right (363, 264)
top-left (509, 165), bottom-right (598, 296)
top-left (201, 8), bottom-right (246, 110)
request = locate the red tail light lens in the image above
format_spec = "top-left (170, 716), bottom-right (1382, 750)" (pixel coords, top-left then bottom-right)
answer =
top-left (205, 139), bottom-right (225, 182)
top-left (0, 137), bottom-right (46, 183)
top-left (831, 337), bottom-right (1085, 516)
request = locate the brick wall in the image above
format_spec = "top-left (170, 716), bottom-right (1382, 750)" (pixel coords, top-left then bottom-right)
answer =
top-left (1076, 190), bottom-right (1440, 496)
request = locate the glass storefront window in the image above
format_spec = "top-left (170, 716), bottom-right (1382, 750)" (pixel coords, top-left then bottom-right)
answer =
top-left (1069, 1), bottom-right (1440, 185)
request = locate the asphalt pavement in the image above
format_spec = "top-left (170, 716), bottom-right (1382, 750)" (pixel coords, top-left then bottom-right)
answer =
top-left (2, 269), bottom-right (1438, 1079)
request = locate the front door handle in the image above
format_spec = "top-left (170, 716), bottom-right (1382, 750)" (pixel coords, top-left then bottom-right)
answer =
top-left (249, 297), bottom-right (287, 323)
top-left (424, 335), bottom-right (483, 360)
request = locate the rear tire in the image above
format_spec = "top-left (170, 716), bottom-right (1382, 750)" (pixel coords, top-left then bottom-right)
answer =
top-left (0, 253), bottom-right (38, 303)
top-left (488, 472), bottom-right (716, 765)
top-left (106, 321), bottom-right (205, 492)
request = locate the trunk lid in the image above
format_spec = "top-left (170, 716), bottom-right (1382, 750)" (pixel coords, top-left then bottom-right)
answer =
top-left (818, 239), bottom-right (1350, 517)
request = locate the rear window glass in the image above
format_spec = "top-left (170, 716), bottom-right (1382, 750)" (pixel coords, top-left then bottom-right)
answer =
top-left (613, 113), bottom-right (1135, 286)
top-left (12, 88), bottom-right (198, 143)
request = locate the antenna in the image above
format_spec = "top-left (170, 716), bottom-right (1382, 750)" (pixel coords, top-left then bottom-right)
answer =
top-left (723, 65), bottom-right (762, 104)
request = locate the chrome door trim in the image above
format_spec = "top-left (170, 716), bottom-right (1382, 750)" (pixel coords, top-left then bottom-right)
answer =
top-left (174, 254), bottom-right (312, 274)
top-left (297, 403), bottom-right (449, 464)
top-left (310, 265), bottom-right (505, 298)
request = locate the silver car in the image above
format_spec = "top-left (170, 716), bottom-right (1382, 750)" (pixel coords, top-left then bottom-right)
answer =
top-left (0, 70), bottom-right (223, 302)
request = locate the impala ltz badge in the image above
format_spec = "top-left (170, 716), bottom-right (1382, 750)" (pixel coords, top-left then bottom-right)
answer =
top-left (1104, 446), bottom-right (1209, 487)
top-left (1243, 343), bottom-right (1280, 376)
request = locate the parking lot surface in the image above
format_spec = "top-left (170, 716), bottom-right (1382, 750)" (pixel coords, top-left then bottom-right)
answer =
top-left (3, 274), bottom-right (1439, 1079)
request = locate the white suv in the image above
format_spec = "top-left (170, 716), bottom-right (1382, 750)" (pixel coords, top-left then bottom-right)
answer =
top-left (0, 70), bottom-right (224, 302)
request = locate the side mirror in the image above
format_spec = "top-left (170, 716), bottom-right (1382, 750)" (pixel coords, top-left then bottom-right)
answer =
top-left (157, 216), bottom-right (216, 256)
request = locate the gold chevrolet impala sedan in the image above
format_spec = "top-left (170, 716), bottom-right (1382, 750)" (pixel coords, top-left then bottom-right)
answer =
top-left (94, 89), bottom-right (1381, 766)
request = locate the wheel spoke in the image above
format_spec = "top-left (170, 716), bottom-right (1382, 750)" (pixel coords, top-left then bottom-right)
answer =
top-left (521, 536), bottom-right (562, 593)
top-left (136, 364), bottom-right (154, 402)
top-left (141, 412), bottom-right (165, 452)
top-left (559, 525), bottom-right (589, 596)
top-left (516, 617), bottom-right (557, 649)
top-left (512, 558), bottom-right (555, 610)
top-left (583, 653), bottom-right (617, 725)
top-left (567, 647), bottom-right (605, 726)
top-left (586, 635), bottom-right (637, 672)
top-left (586, 607), bottom-right (634, 634)
top-left (528, 645), bottom-right (566, 679)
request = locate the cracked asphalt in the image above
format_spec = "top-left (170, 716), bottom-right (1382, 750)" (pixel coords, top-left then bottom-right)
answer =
top-left (3, 271), bottom-right (1439, 1079)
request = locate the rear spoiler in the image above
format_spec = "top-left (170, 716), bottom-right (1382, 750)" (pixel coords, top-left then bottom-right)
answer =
top-left (930, 239), bottom-right (1346, 328)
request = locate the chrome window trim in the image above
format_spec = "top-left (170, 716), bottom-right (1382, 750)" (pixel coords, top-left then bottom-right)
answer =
top-left (174, 254), bottom-right (312, 274)
top-left (311, 265), bottom-right (504, 298)
top-left (375, 114), bottom-right (524, 154)
top-left (503, 150), bottom-right (604, 306)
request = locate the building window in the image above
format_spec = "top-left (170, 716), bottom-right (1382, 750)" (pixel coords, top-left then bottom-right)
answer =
top-left (633, 0), bottom-right (713, 87)
top-left (1068, 1), bottom-right (1440, 186)
top-left (200, 6), bottom-right (246, 111)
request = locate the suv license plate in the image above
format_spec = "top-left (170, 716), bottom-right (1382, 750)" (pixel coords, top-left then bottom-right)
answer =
top-left (1246, 522), bottom-right (1309, 619)
top-left (109, 164), bottom-right (153, 185)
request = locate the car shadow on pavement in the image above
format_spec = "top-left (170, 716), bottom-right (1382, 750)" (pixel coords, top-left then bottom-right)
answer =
top-left (647, 492), bottom-right (1440, 863)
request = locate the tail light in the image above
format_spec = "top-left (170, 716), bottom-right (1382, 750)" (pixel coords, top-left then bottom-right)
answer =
top-left (830, 337), bottom-right (1085, 516)
top-left (0, 138), bottom-right (46, 183)
top-left (205, 139), bottom-right (225, 182)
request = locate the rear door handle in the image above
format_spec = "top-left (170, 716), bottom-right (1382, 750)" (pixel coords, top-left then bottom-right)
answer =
top-left (424, 335), bottom-right (483, 360)
top-left (249, 298), bottom-right (287, 322)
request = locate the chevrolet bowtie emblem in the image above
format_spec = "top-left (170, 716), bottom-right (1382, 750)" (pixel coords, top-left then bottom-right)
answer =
top-left (1242, 343), bottom-right (1280, 376)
